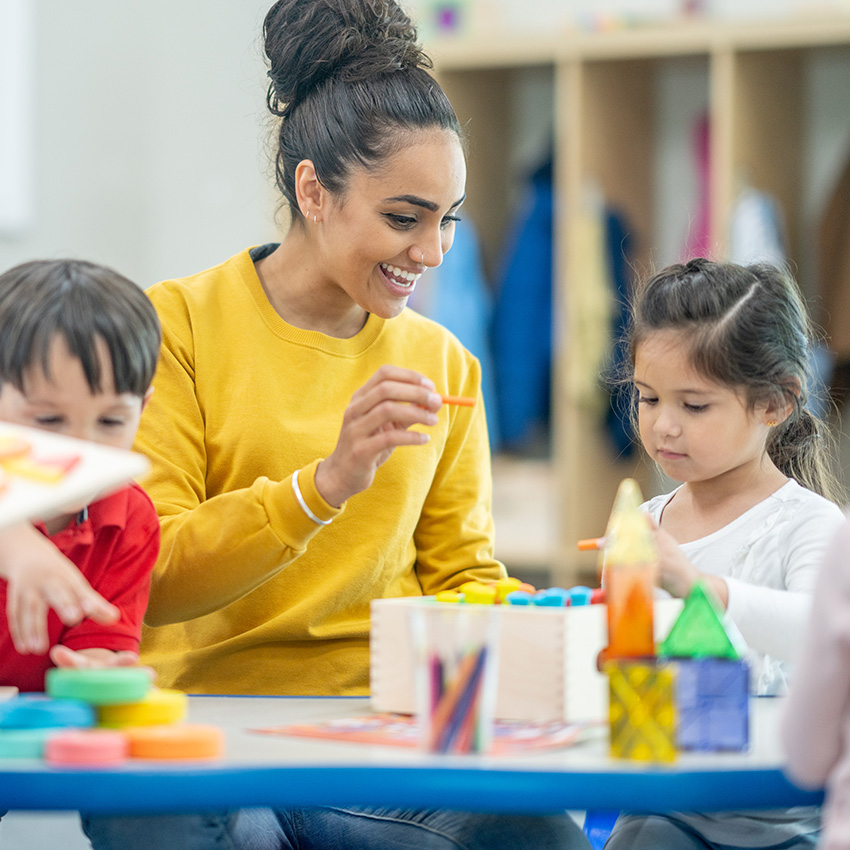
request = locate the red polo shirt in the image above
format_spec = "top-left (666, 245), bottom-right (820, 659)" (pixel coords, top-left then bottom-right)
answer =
top-left (0, 482), bottom-right (160, 692)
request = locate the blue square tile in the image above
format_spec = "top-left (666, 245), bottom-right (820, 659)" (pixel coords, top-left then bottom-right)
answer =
top-left (675, 658), bottom-right (749, 752)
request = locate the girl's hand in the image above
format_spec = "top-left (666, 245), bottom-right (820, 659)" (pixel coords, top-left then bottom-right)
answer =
top-left (0, 524), bottom-right (119, 655)
top-left (650, 519), bottom-right (701, 599)
top-left (315, 365), bottom-right (442, 507)
top-left (650, 518), bottom-right (730, 607)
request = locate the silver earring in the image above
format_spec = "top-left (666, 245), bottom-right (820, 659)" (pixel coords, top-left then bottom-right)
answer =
top-left (314, 214), bottom-right (317, 223)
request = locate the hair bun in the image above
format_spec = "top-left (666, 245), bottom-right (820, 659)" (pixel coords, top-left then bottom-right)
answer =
top-left (264, 0), bottom-right (429, 117)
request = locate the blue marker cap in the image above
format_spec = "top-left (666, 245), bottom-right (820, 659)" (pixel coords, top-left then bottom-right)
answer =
top-left (533, 588), bottom-right (568, 607)
top-left (505, 590), bottom-right (534, 606)
top-left (568, 586), bottom-right (594, 606)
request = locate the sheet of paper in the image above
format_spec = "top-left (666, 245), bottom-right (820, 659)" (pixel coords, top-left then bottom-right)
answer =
top-left (251, 712), bottom-right (604, 755)
top-left (0, 422), bottom-right (150, 528)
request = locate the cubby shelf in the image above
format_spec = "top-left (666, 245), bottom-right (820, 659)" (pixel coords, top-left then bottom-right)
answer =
top-left (430, 15), bottom-right (850, 584)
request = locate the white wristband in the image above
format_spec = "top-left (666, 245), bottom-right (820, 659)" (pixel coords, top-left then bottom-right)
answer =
top-left (292, 469), bottom-right (332, 526)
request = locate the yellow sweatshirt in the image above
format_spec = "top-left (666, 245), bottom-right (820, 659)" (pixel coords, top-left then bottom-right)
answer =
top-left (136, 246), bottom-right (505, 695)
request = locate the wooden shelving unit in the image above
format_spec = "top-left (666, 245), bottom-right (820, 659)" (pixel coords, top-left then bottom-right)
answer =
top-left (431, 15), bottom-right (850, 585)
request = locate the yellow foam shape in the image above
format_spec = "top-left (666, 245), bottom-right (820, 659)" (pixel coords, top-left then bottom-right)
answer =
top-left (493, 578), bottom-right (522, 602)
top-left (463, 584), bottom-right (497, 604)
top-left (435, 591), bottom-right (464, 604)
top-left (98, 688), bottom-right (188, 729)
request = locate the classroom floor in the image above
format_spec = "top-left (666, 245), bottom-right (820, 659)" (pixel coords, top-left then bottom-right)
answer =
top-left (1, 811), bottom-right (91, 848)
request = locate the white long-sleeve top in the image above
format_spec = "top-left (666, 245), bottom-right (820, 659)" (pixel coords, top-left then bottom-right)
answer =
top-left (783, 514), bottom-right (850, 850)
top-left (645, 480), bottom-right (844, 695)
top-left (639, 480), bottom-right (844, 847)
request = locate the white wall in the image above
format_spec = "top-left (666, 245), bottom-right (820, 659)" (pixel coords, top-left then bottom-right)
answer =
top-left (410, 0), bottom-right (850, 39)
top-left (0, 0), bottom-right (278, 288)
top-left (1, 0), bottom-right (849, 290)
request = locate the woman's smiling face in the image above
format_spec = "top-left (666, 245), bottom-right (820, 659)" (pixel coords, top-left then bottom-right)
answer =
top-left (315, 127), bottom-right (466, 320)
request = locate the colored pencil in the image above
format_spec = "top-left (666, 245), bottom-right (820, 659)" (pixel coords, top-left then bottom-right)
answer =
top-left (439, 649), bottom-right (487, 753)
top-left (447, 650), bottom-right (488, 752)
top-left (440, 395), bottom-right (476, 407)
top-left (427, 649), bottom-right (480, 751)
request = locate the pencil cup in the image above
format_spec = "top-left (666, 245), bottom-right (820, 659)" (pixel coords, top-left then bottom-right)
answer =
top-left (410, 601), bottom-right (501, 754)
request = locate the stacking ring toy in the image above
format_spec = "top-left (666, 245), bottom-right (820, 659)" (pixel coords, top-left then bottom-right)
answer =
top-left (46, 668), bottom-right (151, 706)
top-left (45, 729), bottom-right (128, 766)
top-left (98, 688), bottom-right (188, 729)
top-left (0, 695), bottom-right (95, 730)
top-left (126, 724), bottom-right (225, 760)
top-left (0, 728), bottom-right (56, 759)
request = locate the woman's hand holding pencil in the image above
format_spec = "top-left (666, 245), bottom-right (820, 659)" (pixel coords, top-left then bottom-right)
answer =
top-left (315, 366), bottom-right (443, 507)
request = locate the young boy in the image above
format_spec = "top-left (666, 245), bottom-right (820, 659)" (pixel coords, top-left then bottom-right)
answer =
top-left (0, 258), bottom-right (161, 691)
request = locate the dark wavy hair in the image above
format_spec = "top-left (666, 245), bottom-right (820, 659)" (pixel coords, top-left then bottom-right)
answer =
top-left (0, 259), bottom-right (161, 397)
top-left (263, 0), bottom-right (463, 219)
top-left (624, 257), bottom-right (842, 502)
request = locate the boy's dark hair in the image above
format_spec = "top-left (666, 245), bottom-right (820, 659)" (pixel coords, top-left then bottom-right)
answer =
top-left (263, 0), bottom-right (463, 219)
top-left (0, 259), bottom-right (161, 397)
top-left (624, 257), bottom-right (842, 503)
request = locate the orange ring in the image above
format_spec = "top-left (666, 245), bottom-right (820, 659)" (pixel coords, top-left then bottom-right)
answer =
top-left (126, 724), bottom-right (224, 760)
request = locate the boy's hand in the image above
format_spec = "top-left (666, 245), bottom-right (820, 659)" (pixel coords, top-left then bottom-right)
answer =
top-left (49, 645), bottom-right (146, 670)
top-left (0, 523), bottom-right (120, 655)
top-left (49, 646), bottom-right (156, 683)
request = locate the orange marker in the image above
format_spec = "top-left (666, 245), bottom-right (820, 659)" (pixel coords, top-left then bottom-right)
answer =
top-left (440, 395), bottom-right (476, 407)
top-left (577, 537), bottom-right (605, 551)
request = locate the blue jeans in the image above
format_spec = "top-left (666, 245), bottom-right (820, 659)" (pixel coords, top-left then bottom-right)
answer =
top-left (604, 814), bottom-right (818, 850)
top-left (82, 806), bottom-right (591, 850)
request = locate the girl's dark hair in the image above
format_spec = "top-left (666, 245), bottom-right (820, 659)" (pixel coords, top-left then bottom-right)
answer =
top-left (263, 0), bottom-right (462, 218)
top-left (0, 259), bottom-right (161, 397)
top-left (626, 257), bottom-right (842, 502)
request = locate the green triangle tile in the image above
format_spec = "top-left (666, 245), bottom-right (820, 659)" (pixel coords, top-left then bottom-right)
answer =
top-left (659, 580), bottom-right (744, 659)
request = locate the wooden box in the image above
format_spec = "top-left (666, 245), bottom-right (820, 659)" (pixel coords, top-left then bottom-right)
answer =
top-left (370, 597), bottom-right (683, 723)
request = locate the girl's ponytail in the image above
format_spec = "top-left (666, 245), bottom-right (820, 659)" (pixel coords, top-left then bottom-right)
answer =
top-left (627, 258), bottom-right (845, 505)
top-left (768, 406), bottom-right (842, 503)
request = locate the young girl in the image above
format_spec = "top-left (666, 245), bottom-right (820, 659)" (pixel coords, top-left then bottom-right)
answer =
top-left (604, 257), bottom-right (845, 850)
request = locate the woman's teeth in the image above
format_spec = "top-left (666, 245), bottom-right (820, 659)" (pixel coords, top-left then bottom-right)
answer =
top-left (380, 263), bottom-right (422, 287)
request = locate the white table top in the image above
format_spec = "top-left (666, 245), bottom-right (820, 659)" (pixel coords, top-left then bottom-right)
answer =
top-left (0, 695), bottom-right (821, 815)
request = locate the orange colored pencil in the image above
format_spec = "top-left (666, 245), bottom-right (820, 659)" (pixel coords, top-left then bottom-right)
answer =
top-left (440, 395), bottom-right (476, 407)
top-left (577, 537), bottom-right (605, 551)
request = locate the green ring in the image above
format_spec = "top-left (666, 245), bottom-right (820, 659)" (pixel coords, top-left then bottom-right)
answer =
top-left (45, 668), bottom-right (151, 706)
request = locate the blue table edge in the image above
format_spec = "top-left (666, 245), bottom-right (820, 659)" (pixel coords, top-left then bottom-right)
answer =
top-left (0, 695), bottom-right (823, 814)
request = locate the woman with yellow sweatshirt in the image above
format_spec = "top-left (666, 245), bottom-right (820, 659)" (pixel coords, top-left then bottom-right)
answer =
top-left (80, 1), bottom-right (593, 849)
top-left (135, 29), bottom-right (503, 699)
